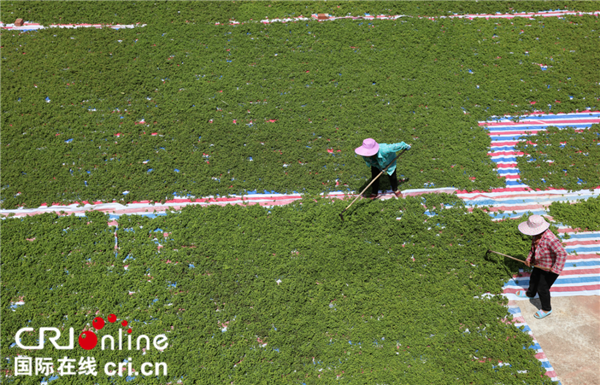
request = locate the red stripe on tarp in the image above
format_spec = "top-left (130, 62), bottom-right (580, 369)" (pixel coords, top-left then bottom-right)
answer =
top-left (490, 141), bottom-right (519, 146)
top-left (399, 188), bottom-right (460, 197)
top-left (456, 187), bottom-right (531, 194)
top-left (459, 193), bottom-right (530, 200)
top-left (488, 130), bottom-right (541, 136)
top-left (544, 370), bottom-right (558, 378)
top-left (486, 204), bottom-right (546, 211)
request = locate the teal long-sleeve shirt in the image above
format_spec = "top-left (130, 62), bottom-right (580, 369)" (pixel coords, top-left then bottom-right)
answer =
top-left (362, 142), bottom-right (411, 176)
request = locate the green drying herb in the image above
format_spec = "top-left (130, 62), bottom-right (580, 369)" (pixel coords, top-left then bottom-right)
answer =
top-left (2, 1), bottom-right (600, 25)
top-left (2, 13), bottom-right (600, 208)
top-left (2, 195), bottom-right (552, 383)
top-left (549, 195), bottom-right (600, 231)
top-left (515, 124), bottom-right (600, 190)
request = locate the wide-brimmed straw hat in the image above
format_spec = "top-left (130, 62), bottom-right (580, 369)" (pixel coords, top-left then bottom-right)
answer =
top-left (355, 138), bottom-right (379, 156)
top-left (518, 215), bottom-right (550, 236)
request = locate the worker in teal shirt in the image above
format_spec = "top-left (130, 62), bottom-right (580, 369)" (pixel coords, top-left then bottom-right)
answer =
top-left (354, 138), bottom-right (411, 198)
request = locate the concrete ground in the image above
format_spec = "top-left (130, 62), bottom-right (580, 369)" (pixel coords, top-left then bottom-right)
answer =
top-left (514, 296), bottom-right (600, 385)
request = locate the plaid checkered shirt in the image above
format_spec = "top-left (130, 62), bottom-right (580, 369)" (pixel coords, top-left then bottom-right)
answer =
top-left (526, 229), bottom-right (567, 275)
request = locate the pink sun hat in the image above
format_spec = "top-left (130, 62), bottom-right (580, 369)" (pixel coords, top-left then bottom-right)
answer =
top-left (518, 215), bottom-right (550, 236)
top-left (355, 138), bottom-right (379, 156)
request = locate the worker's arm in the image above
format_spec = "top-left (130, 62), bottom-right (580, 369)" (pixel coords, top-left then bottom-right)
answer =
top-left (548, 236), bottom-right (567, 275)
top-left (524, 244), bottom-right (534, 267)
top-left (388, 142), bottom-right (411, 152)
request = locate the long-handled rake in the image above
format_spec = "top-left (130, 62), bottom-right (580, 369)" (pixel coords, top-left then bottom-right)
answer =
top-left (487, 249), bottom-right (543, 269)
top-left (339, 149), bottom-right (407, 221)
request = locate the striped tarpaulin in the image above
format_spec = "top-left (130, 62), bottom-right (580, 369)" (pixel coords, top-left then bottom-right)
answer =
top-left (5, 9), bottom-right (597, 29)
top-left (462, 111), bottom-right (600, 299)
top-left (0, 22), bottom-right (146, 31)
top-left (507, 304), bottom-right (560, 383)
top-left (480, 111), bottom-right (600, 188)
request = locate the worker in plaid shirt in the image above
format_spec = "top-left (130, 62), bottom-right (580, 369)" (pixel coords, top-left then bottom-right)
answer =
top-left (516, 215), bottom-right (567, 319)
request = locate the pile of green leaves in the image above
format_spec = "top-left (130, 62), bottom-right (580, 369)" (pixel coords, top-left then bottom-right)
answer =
top-left (515, 124), bottom-right (600, 190)
top-left (3, 14), bottom-right (599, 208)
top-left (3, 1), bottom-right (600, 26)
top-left (2, 194), bottom-right (553, 383)
top-left (548, 195), bottom-right (600, 231)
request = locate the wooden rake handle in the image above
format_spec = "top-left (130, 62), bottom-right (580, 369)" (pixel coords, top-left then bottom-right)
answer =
top-left (487, 250), bottom-right (545, 270)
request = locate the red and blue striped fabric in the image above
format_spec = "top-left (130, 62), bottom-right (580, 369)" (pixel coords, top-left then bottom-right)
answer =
top-left (481, 111), bottom-right (600, 188)
top-left (0, 21), bottom-right (146, 31)
top-left (507, 304), bottom-right (560, 383)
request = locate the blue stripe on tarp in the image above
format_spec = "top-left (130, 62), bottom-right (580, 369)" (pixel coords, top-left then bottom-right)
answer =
top-left (562, 232), bottom-right (600, 240)
top-left (490, 146), bottom-right (518, 151)
top-left (109, 212), bottom-right (168, 220)
top-left (540, 360), bottom-right (553, 369)
top-left (489, 135), bottom-right (526, 141)
top-left (496, 170), bottom-right (521, 175)
top-left (491, 157), bottom-right (519, 162)
top-left (565, 245), bottom-right (600, 253)
top-left (488, 211), bottom-right (548, 219)
top-left (464, 199), bottom-right (523, 206)
top-left (526, 342), bottom-right (542, 350)
top-left (507, 274), bottom-right (600, 286)
top-left (505, 181), bottom-right (528, 187)
top-left (507, 307), bottom-right (521, 315)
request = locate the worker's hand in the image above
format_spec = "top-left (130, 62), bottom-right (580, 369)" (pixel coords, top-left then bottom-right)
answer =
top-left (405, 143), bottom-right (412, 150)
top-left (524, 260), bottom-right (531, 267)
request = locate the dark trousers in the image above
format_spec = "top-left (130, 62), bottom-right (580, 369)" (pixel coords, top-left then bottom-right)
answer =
top-left (371, 166), bottom-right (398, 194)
top-left (527, 268), bottom-right (559, 311)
